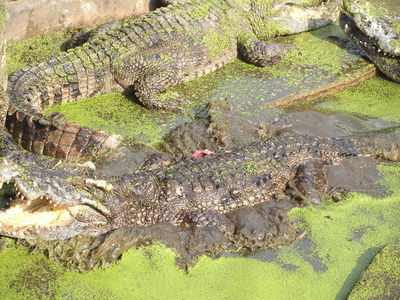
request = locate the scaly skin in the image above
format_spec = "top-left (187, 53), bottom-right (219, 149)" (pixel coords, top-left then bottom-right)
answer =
top-left (5, 0), bottom-right (340, 162)
top-left (1, 132), bottom-right (400, 240)
top-left (340, 0), bottom-right (400, 82)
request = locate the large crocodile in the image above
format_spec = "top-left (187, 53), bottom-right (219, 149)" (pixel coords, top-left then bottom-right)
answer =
top-left (340, 0), bottom-right (400, 82)
top-left (1, 0), bottom-right (400, 247)
top-left (5, 0), bottom-right (340, 162)
top-left (1, 130), bottom-right (400, 240)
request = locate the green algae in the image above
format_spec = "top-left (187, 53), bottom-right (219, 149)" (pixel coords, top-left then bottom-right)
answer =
top-left (0, 244), bottom-right (62, 299)
top-left (347, 243), bottom-right (400, 299)
top-left (3, 5), bottom-right (400, 299)
top-left (315, 76), bottom-right (400, 123)
top-left (0, 0), bottom-right (7, 87)
top-left (6, 22), bottom-right (369, 147)
top-left (44, 92), bottom-right (192, 147)
top-left (6, 27), bottom-right (76, 74)
top-left (0, 162), bottom-right (399, 299)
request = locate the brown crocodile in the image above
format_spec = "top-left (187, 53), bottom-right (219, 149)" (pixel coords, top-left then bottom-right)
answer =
top-left (5, 0), bottom-right (340, 162)
top-left (2, 0), bottom-right (400, 247)
top-left (1, 131), bottom-right (400, 240)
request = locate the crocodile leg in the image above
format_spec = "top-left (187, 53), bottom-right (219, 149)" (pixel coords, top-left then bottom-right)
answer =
top-left (186, 210), bottom-right (235, 233)
top-left (293, 162), bottom-right (329, 205)
top-left (237, 33), bottom-right (287, 67)
top-left (167, 208), bottom-right (235, 234)
top-left (112, 53), bottom-right (188, 111)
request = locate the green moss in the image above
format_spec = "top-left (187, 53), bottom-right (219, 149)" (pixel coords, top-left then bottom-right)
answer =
top-left (394, 21), bottom-right (400, 36)
top-left (348, 243), bottom-right (400, 299)
top-left (0, 162), bottom-right (398, 298)
top-left (0, 0), bottom-right (7, 86)
top-left (43, 92), bottom-right (192, 146)
top-left (0, 246), bottom-right (62, 299)
top-left (6, 27), bottom-right (76, 74)
top-left (315, 77), bottom-right (400, 122)
top-left (201, 28), bottom-right (232, 58)
top-left (393, 21), bottom-right (400, 50)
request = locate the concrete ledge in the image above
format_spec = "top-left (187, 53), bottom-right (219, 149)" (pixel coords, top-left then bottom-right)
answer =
top-left (5, 0), bottom-right (161, 41)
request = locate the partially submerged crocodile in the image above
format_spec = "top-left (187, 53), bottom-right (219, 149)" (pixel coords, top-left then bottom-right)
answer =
top-left (340, 0), bottom-right (400, 82)
top-left (1, 131), bottom-right (400, 240)
top-left (5, 0), bottom-right (340, 162)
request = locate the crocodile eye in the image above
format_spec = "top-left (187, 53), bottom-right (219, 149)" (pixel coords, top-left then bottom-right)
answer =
top-left (124, 172), bottom-right (155, 196)
top-left (131, 180), bottom-right (155, 196)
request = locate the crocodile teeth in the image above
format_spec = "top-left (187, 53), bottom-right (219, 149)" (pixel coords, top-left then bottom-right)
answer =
top-left (27, 201), bottom-right (31, 206)
top-left (344, 24), bottom-right (349, 29)
top-left (378, 49), bottom-right (382, 52)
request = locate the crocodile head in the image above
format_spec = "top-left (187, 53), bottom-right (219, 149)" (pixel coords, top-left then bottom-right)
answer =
top-left (0, 158), bottom-right (110, 240)
top-left (0, 136), bottom-right (161, 240)
top-left (340, 0), bottom-right (400, 82)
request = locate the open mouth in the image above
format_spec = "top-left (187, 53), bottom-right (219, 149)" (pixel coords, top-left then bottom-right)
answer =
top-left (339, 13), bottom-right (380, 55)
top-left (339, 13), bottom-right (398, 59)
top-left (0, 182), bottom-right (81, 236)
top-left (0, 180), bottom-right (109, 239)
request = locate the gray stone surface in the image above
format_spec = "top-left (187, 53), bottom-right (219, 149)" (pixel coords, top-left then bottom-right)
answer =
top-left (4, 0), bottom-right (160, 41)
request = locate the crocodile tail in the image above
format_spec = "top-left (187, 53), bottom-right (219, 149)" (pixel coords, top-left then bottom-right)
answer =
top-left (5, 104), bottom-right (122, 162)
top-left (7, 44), bottom-right (120, 109)
top-left (5, 43), bottom-right (123, 161)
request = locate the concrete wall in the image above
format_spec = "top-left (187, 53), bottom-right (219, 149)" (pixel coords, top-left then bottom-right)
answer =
top-left (5, 0), bottom-right (161, 41)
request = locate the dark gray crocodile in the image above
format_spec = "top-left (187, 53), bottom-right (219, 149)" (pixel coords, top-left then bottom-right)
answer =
top-left (5, 0), bottom-right (340, 162)
top-left (1, 130), bottom-right (400, 240)
top-left (340, 0), bottom-right (400, 82)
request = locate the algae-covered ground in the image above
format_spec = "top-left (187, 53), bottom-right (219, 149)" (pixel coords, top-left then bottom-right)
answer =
top-left (0, 161), bottom-right (399, 299)
top-left (348, 243), bottom-right (400, 299)
top-left (2, 13), bottom-right (400, 299)
top-left (39, 24), bottom-right (373, 146)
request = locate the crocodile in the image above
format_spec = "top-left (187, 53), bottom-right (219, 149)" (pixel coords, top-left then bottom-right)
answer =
top-left (1, 130), bottom-right (400, 240)
top-left (5, 0), bottom-right (341, 162)
top-left (340, 0), bottom-right (400, 82)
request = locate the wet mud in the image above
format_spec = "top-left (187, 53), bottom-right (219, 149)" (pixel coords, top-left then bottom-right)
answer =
top-left (21, 198), bottom-right (299, 272)
top-left (17, 98), bottom-right (394, 272)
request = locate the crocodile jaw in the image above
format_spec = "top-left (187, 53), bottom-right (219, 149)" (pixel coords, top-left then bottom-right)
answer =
top-left (340, 12), bottom-right (400, 83)
top-left (343, 0), bottom-right (400, 56)
top-left (0, 192), bottom-right (81, 239)
top-left (0, 158), bottom-right (110, 240)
